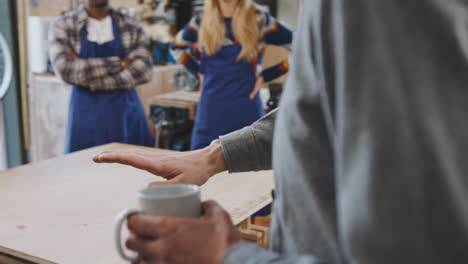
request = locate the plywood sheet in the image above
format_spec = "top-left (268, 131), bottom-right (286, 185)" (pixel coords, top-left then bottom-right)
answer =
top-left (0, 143), bottom-right (274, 264)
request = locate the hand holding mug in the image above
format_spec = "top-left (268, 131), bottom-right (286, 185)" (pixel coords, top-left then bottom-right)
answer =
top-left (115, 184), bottom-right (201, 262)
top-left (126, 200), bottom-right (241, 264)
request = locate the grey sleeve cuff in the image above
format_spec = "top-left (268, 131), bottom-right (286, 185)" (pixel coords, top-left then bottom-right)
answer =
top-left (220, 127), bottom-right (260, 173)
top-left (219, 110), bottom-right (277, 173)
top-left (222, 242), bottom-right (267, 264)
top-left (222, 242), bottom-right (324, 264)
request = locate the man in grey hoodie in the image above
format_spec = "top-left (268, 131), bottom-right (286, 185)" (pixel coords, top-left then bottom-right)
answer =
top-left (94, 0), bottom-right (468, 263)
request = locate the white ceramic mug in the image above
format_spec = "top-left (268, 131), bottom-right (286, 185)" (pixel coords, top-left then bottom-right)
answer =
top-left (114, 184), bottom-right (201, 262)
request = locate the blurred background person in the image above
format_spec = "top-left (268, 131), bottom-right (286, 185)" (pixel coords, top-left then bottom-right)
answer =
top-left (49, 0), bottom-right (154, 153)
top-left (170, 0), bottom-right (292, 150)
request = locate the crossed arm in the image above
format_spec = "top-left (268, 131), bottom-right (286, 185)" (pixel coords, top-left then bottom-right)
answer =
top-left (48, 18), bottom-right (152, 91)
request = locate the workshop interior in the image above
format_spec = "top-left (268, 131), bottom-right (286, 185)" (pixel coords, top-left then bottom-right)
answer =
top-left (0, 0), bottom-right (296, 167)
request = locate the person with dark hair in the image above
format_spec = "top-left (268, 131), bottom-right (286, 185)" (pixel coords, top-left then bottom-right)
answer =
top-left (49, 0), bottom-right (153, 153)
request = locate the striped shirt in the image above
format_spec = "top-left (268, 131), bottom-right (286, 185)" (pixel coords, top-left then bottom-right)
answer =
top-left (48, 5), bottom-right (152, 91)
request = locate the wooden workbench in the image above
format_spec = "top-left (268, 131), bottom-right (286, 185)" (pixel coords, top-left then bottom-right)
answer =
top-left (0, 143), bottom-right (274, 264)
top-left (149, 90), bottom-right (200, 121)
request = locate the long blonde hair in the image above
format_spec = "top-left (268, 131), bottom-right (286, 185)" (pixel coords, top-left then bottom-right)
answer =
top-left (199, 0), bottom-right (259, 62)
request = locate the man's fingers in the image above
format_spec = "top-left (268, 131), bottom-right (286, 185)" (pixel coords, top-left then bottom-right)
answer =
top-left (98, 152), bottom-right (148, 166)
top-left (126, 234), bottom-right (156, 257)
top-left (127, 237), bottom-right (169, 263)
top-left (147, 176), bottom-right (191, 187)
top-left (94, 149), bottom-right (162, 162)
top-left (128, 215), bottom-right (163, 238)
top-left (126, 237), bottom-right (163, 263)
top-left (128, 214), bottom-right (183, 238)
top-left (93, 152), bottom-right (159, 172)
top-left (93, 150), bottom-right (171, 176)
top-left (148, 180), bottom-right (180, 187)
top-left (201, 200), bottom-right (228, 220)
top-left (93, 150), bottom-right (114, 162)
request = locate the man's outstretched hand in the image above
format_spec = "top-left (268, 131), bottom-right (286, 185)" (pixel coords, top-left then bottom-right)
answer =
top-left (93, 140), bottom-right (227, 186)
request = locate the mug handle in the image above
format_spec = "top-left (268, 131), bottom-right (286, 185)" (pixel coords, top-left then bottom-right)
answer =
top-left (114, 208), bottom-right (141, 262)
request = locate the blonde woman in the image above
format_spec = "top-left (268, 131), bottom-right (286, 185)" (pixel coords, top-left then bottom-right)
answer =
top-left (170, 0), bottom-right (292, 150)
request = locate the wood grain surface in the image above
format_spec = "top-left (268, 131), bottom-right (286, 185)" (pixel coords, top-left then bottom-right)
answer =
top-left (0, 143), bottom-right (273, 264)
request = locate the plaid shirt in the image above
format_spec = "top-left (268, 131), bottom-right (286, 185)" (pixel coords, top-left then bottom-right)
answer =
top-left (48, 5), bottom-right (152, 91)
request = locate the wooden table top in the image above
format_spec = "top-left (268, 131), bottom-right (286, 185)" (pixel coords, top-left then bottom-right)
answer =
top-left (149, 91), bottom-right (201, 121)
top-left (0, 143), bottom-right (274, 264)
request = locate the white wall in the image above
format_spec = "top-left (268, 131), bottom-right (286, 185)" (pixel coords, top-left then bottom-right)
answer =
top-left (277, 0), bottom-right (300, 30)
top-left (27, 16), bottom-right (56, 73)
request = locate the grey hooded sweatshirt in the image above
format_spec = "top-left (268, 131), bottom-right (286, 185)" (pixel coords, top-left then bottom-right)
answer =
top-left (219, 0), bottom-right (468, 263)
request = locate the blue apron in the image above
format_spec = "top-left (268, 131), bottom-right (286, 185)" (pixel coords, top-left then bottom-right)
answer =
top-left (191, 43), bottom-right (265, 150)
top-left (65, 18), bottom-right (153, 153)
